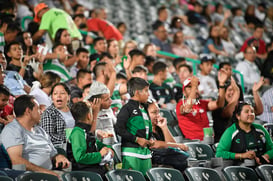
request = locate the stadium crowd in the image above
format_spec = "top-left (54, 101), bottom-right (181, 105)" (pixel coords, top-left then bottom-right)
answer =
top-left (0, 0), bottom-right (273, 180)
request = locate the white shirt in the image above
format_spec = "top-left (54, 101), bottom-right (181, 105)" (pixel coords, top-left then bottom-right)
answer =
top-left (30, 87), bottom-right (52, 108)
top-left (198, 73), bottom-right (218, 98)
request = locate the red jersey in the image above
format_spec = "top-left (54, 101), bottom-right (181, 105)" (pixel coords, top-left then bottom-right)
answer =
top-left (240, 36), bottom-right (266, 55)
top-left (176, 99), bottom-right (209, 140)
top-left (87, 18), bottom-right (123, 41)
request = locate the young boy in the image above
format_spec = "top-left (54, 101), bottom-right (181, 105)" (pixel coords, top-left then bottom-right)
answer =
top-left (69, 101), bottom-right (114, 178)
top-left (0, 84), bottom-right (13, 126)
top-left (70, 47), bottom-right (90, 78)
top-left (0, 13), bottom-right (13, 52)
top-left (115, 77), bottom-right (152, 175)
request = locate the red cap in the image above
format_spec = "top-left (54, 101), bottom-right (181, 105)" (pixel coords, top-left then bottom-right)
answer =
top-left (182, 77), bottom-right (200, 92)
top-left (34, 3), bottom-right (48, 23)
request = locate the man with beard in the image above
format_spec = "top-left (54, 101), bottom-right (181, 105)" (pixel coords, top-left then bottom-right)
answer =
top-left (176, 70), bottom-right (228, 140)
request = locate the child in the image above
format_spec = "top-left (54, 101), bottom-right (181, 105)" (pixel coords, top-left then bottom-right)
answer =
top-left (70, 47), bottom-right (89, 78)
top-left (69, 101), bottom-right (114, 178)
top-left (115, 77), bottom-right (152, 175)
top-left (0, 84), bottom-right (13, 126)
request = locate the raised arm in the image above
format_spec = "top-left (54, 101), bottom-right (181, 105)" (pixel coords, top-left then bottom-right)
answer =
top-left (252, 77), bottom-right (264, 115)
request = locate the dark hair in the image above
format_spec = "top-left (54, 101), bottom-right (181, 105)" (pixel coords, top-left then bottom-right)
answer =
top-left (107, 39), bottom-right (116, 49)
top-left (232, 102), bottom-right (252, 123)
top-left (76, 47), bottom-right (89, 56)
top-left (215, 3), bottom-right (223, 13)
top-left (170, 16), bottom-right (183, 29)
top-left (0, 1), bottom-right (15, 12)
top-left (40, 72), bottom-right (60, 88)
top-left (93, 37), bottom-right (105, 47)
top-left (127, 77), bottom-right (149, 97)
top-left (209, 25), bottom-right (221, 46)
top-left (82, 83), bottom-right (91, 91)
top-left (157, 6), bottom-right (167, 16)
top-left (6, 21), bottom-right (20, 33)
top-left (172, 57), bottom-right (186, 68)
top-left (132, 65), bottom-right (148, 74)
top-left (152, 61), bottom-right (167, 75)
top-left (16, 31), bottom-right (34, 55)
top-left (0, 84), bottom-right (10, 96)
top-left (255, 24), bottom-right (264, 30)
top-left (117, 22), bottom-right (126, 29)
top-left (54, 28), bottom-right (67, 43)
top-left (99, 52), bottom-right (113, 60)
top-left (76, 69), bottom-right (91, 81)
top-left (152, 20), bottom-right (164, 31)
top-left (116, 72), bottom-right (127, 80)
top-left (4, 41), bottom-right (21, 54)
top-left (72, 13), bottom-right (85, 20)
top-left (0, 13), bottom-right (14, 27)
top-left (144, 56), bottom-right (156, 67)
top-left (89, 94), bottom-right (103, 102)
top-left (178, 64), bottom-right (192, 73)
top-left (219, 62), bottom-right (231, 69)
top-left (14, 95), bottom-right (35, 117)
top-left (72, 4), bottom-right (83, 13)
top-left (51, 82), bottom-right (71, 95)
top-left (52, 42), bottom-right (65, 52)
top-left (71, 101), bottom-right (90, 122)
top-left (129, 49), bottom-right (145, 59)
top-left (93, 61), bottom-right (106, 77)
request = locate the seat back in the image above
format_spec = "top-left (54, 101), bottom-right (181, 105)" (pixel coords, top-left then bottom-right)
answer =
top-left (185, 143), bottom-right (214, 160)
top-left (146, 168), bottom-right (185, 181)
top-left (62, 171), bottom-right (103, 181)
top-left (17, 172), bottom-right (59, 181)
top-left (263, 124), bottom-right (273, 139)
top-left (112, 143), bottom-right (121, 163)
top-left (106, 169), bottom-right (146, 181)
top-left (0, 175), bottom-right (13, 181)
top-left (256, 164), bottom-right (273, 181)
top-left (223, 166), bottom-right (259, 181)
top-left (185, 167), bottom-right (222, 181)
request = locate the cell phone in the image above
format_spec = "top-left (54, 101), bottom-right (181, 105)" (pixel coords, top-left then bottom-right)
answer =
top-left (259, 156), bottom-right (268, 164)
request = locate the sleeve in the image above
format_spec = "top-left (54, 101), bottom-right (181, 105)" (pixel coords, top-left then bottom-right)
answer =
top-left (240, 40), bottom-right (248, 52)
top-left (216, 126), bottom-right (236, 159)
top-left (40, 109), bottom-right (66, 144)
top-left (236, 63), bottom-right (251, 85)
top-left (115, 106), bottom-right (137, 143)
top-left (1, 122), bottom-right (24, 149)
top-left (39, 12), bottom-right (51, 31)
top-left (69, 128), bottom-right (102, 164)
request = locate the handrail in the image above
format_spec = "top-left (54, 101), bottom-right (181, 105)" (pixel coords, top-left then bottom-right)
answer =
top-left (21, 16), bottom-right (34, 30)
top-left (156, 50), bottom-right (245, 93)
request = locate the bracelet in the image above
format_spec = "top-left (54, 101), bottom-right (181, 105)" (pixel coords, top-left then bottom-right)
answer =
top-left (239, 154), bottom-right (242, 160)
top-left (219, 85), bottom-right (225, 89)
top-left (135, 137), bottom-right (138, 143)
top-left (21, 66), bottom-right (26, 69)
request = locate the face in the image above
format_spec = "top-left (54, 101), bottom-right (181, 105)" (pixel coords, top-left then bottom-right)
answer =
top-left (0, 53), bottom-right (7, 70)
top-left (244, 47), bottom-right (256, 62)
top-left (174, 31), bottom-right (184, 44)
top-left (100, 93), bottom-right (112, 109)
top-left (254, 27), bottom-right (264, 39)
top-left (30, 99), bottom-right (41, 124)
top-left (138, 86), bottom-right (149, 103)
top-left (82, 87), bottom-right (90, 99)
top-left (155, 26), bottom-right (168, 41)
top-left (23, 32), bottom-right (33, 47)
top-left (221, 64), bottom-right (232, 78)
top-left (160, 68), bottom-right (168, 81)
top-left (0, 94), bottom-right (9, 109)
top-left (148, 102), bottom-right (160, 125)
top-left (94, 40), bottom-right (107, 53)
top-left (75, 6), bottom-right (85, 15)
top-left (237, 105), bottom-right (255, 125)
top-left (133, 71), bottom-right (147, 80)
top-left (200, 61), bottom-right (213, 75)
top-left (125, 42), bottom-right (136, 55)
top-left (220, 27), bottom-right (229, 39)
top-left (5, 30), bottom-right (20, 44)
top-left (178, 67), bottom-right (191, 83)
top-left (79, 73), bottom-right (92, 87)
top-left (118, 24), bottom-right (127, 35)
top-left (54, 45), bottom-right (68, 61)
top-left (117, 78), bottom-right (127, 85)
top-left (60, 30), bottom-right (71, 45)
top-left (7, 44), bottom-right (23, 60)
top-left (211, 26), bottom-right (220, 37)
top-left (160, 9), bottom-right (168, 21)
top-left (146, 45), bottom-right (157, 57)
top-left (52, 85), bottom-right (70, 110)
top-left (134, 55), bottom-right (145, 66)
top-left (225, 85), bottom-right (234, 102)
top-left (78, 52), bottom-right (89, 69)
top-left (183, 84), bottom-right (199, 98)
top-left (108, 40), bottom-right (119, 56)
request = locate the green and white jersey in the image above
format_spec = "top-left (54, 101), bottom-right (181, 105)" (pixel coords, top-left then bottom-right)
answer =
top-left (110, 84), bottom-right (122, 116)
top-left (43, 59), bottom-right (72, 82)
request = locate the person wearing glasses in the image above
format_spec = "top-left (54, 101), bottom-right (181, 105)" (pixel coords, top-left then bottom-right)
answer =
top-left (216, 102), bottom-right (273, 166)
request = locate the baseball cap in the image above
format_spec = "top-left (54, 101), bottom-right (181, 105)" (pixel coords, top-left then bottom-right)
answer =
top-left (84, 81), bottom-right (110, 101)
top-left (182, 77), bottom-right (200, 92)
top-left (200, 54), bottom-right (215, 63)
top-left (34, 3), bottom-right (48, 23)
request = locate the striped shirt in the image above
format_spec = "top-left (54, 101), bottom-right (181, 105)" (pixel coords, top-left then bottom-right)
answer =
top-left (43, 59), bottom-right (72, 82)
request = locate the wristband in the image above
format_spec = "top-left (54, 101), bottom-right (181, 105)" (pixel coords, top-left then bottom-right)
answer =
top-left (21, 66), bottom-right (26, 69)
top-left (239, 154), bottom-right (242, 160)
top-left (219, 85), bottom-right (225, 89)
top-left (135, 137), bottom-right (138, 143)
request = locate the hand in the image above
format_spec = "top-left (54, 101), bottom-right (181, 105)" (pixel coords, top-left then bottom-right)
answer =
top-left (156, 117), bottom-right (167, 128)
top-left (149, 140), bottom-right (167, 149)
top-left (178, 144), bottom-right (189, 151)
top-left (136, 137), bottom-right (150, 147)
top-left (224, 10), bottom-right (231, 19)
top-left (190, 76), bottom-right (199, 87)
top-left (6, 115), bottom-right (14, 124)
top-left (218, 68), bottom-right (229, 85)
top-left (252, 77), bottom-right (264, 93)
top-left (109, 148), bottom-right (115, 158)
top-left (54, 154), bottom-right (70, 169)
top-left (115, 54), bottom-right (122, 65)
top-left (22, 55), bottom-right (33, 67)
top-left (97, 130), bottom-right (111, 139)
top-left (242, 151), bottom-right (256, 159)
top-left (100, 147), bottom-right (109, 157)
top-left (91, 98), bottom-right (101, 115)
top-left (123, 55), bottom-right (131, 70)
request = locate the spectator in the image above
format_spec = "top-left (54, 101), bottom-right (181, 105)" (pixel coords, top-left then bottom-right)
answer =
top-left (43, 43), bottom-right (71, 82)
top-left (93, 37), bottom-right (107, 55)
top-left (150, 61), bottom-right (176, 109)
top-left (117, 22), bottom-right (127, 37)
top-left (68, 102), bottom-right (114, 179)
top-left (216, 102), bottom-right (273, 166)
top-left (16, 31), bottom-right (36, 56)
top-left (264, 7), bottom-right (273, 34)
top-left (128, 49), bottom-right (146, 72)
top-left (0, 84), bottom-right (13, 126)
top-left (184, 2), bottom-right (207, 26)
top-left (0, 13), bottom-right (14, 52)
top-left (29, 72), bottom-right (60, 112)
top-left (94, 7), bottom-right (108, 20)
top-left (143, 43), bottom-right (157, 58)
top-left (220, 26), bottom-right (237, 57)
top-left (197, 55), bottom-right (218, 98)
top-left (85, 81), bottom-right (117, 145)
top-left (231, 7), bottom-right (248, 33)
top-left (151, 21), bottom-right (172, 53)
top-left (262, 43), bottom-right (273, 83)
top-left (70, 47), bottom-right (90, 78)
top-left (244, 5), bottom-right (262, 30)
top-left (1, 95), bottom-right (70, 176)
top-left (132, 65), bottom-right (148, 81)
top-left (147, 99), bottom-right (188, 172)
top-left (240, 25), bottom-right (267, 60)
top-left (41, 83), bottom-right (75, 147)
top-left (115, 77), bottom-right (152, 175)
top-left (123, 40), bottom-right (137, 56)
top-left (258, 85), bottom-right (273, 124)
top-left (255, 3), bottom-right (267, 22)
top-left (152, 6), bottom-right (169, 32)
top-left (203, 25), bottom-right (228, 56)
top-left (201, 4), bottom-right (213, 26)
top-left (107, 39), bottom-right (123, 71)
top-left (4, 22), bottom-right (21, 45)
top-left (70, 69), bottom-right (92, 104)
top-left (170, 16), bottom-right (183, 34)
top-left (172, 30), bottom-right (198, 59)
top-left (32, 3), bottom-right (82, 42)
top-left (176, 72), bottom-right (228, 140)
top-left (236, 46), bottom-right (261, 93)
top-left (172, 57), bottom-right (186, 84)
top-left (73, 4), bottom-right (85, 15)
top-left (82, 83), bottom-right (91, 100)
top-left (144, 56), bottom-right (156, 81)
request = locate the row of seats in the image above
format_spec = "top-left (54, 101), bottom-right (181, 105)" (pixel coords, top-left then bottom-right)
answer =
top-left (1, 165), bottom-right (272, 181)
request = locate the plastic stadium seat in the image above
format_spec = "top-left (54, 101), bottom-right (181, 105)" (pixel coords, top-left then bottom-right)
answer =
top-left (0, 175), bottom-right (13, 181)
top-left (112, 143), bottom-right (122, 163)
top-left (146, 168), bottom-right (185, 181)
top-left (256, 164), bottom-right (273, 181)
top-left (223, 166), bottom-right (259, 181)
top-left (62, 171), bottom-right (103, 181)
top-left (17, 172), bottom-right (59, 181)
top-left (106, 169), bottom-right (146, 181)
top-left (184, 143), bottom-right (214, 160)
top-left (185, 167), bottom-right (222, 181)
